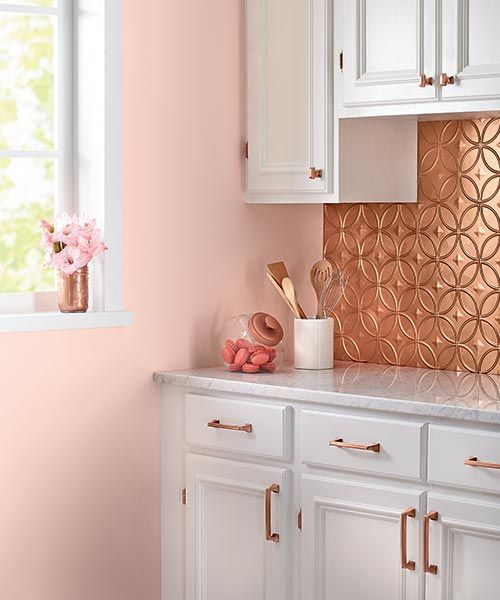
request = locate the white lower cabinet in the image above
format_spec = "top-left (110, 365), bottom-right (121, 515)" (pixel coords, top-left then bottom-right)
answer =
top-left (185, 454), bottom-right (291, 600)
top-left (300, 475), bottom-right (423, 600)
top-left (425, 494), bottom-right (500, 600)
top-left (160, 385), bottom-right (500, 600)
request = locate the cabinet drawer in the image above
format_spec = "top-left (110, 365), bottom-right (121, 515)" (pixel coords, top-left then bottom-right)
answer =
top-left (185, 393), bottom-right (291, 460)
top-left (300, 410), bottom-right (423, 479)
top-left (429, 426), bottom-right (500, 494)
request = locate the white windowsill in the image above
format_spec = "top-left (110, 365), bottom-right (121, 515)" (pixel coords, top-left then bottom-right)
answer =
top-left (0, 310), bottom-right (133, 333)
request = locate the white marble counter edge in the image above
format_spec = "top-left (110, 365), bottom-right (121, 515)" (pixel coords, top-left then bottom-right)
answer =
top-left (153, 371), bottom-right (500, 426)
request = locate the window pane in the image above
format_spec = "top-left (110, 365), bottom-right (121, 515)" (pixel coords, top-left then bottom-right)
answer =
top-left (0, 13), bottom-right (55, 151)
top-left (0, 157), bottom-right (56, 292)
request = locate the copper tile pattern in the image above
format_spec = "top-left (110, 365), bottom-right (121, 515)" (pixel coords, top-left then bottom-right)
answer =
top-left (324, 118), bottom-right (500, 374)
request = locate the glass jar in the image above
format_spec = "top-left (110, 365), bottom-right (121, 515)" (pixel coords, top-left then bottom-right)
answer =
top-left (220, 313), bottom-right (285, 373)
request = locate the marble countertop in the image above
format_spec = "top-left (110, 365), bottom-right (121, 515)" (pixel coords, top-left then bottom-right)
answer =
top-left (154, 361), bottom-right (500, 425)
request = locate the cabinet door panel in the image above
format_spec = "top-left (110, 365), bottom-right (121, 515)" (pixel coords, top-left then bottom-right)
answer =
top-left (426, 494), bottom-right (500, 600)
top-left (442, 0), bottom-right (500, 100)
top-left (343, 0), bottom-right (437, 106)
top-left (186, 455), bottom-right (290, 600)
top-left (301, 475), bottom-right (423, 600)
top-left (246, 0), bottom-right (331, 200)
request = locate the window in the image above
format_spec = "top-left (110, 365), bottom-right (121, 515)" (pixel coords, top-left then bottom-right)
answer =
top-left (0, 0), bottom-right (72, 302)
top-left (0, 0), bottom-right (131, 331)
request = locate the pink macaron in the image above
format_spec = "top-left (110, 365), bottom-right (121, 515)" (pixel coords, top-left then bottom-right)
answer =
top-left (242, 363), bottom-right (260, 373)
top-left (250, 351), bottom-right (269, 366)
top-left (236, 338), bottom-right (250, 349)
top-left (222, 347), bottom-right (236, 364)
top-left (260, 362), bottom-right (276, 372)
top-left (234, 348), bottom-right (250, 366)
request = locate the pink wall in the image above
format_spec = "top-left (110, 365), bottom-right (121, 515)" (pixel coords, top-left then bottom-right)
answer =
top-left (0, 1), bottom-right (321, 599)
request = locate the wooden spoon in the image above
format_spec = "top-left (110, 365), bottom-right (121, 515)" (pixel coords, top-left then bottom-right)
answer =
top-left (267, 261), bottom-right (307, 318)
top-left (310, 259), bottom-right (335, 318)
top-left (266, 272), bottom-right (299, 318)
top-left (281, 277), bottom-right (303, 319)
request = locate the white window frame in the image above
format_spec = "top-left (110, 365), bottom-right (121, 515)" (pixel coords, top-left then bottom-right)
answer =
top-left (0, 0), bottom-right (132, 332)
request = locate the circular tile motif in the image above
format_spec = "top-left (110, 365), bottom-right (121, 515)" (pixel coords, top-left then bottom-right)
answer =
top-left (325, 118), bottom-right (500, 374)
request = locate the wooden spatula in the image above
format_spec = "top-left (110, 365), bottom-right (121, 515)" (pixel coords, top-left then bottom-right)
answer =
top-left (266, 261), bottom-right (307, 318)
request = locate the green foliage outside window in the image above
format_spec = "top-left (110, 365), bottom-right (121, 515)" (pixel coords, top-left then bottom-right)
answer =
top-left (0, 9), bottom-right (57, 293)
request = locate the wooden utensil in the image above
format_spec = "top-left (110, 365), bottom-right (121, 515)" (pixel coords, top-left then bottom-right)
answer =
top-left (266, 273), bottom-right (299, 318)
top-left (282, 277), bottom-right (303, 319)
top-left (310, 259), bottom-right (335, 318)
top-left (266, 261), bottom-right (289, 287)
top-left (266, 261), bottom-right (307, 318)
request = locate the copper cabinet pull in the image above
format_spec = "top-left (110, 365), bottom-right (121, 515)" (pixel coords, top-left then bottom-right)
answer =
top-left (440, 73), bottom-right (455, 86)
top-left (207, 419), bottom-right (253, 433)
top-left (265, 484), bottom-right (280, 543)
top-left (329, 437), bottom-right (381, 453)
top-left (400, 508), bottom-right (416, 571)
top-left (465, 456), bottom-right (500, 470)
top-left (423, 511), bottom-right (438, 574)
top-left (419, 74), bottom-right (434, 87)
top-left (309, 167), bottom-right (323, 180)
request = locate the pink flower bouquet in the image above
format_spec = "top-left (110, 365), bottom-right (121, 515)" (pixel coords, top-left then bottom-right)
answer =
top-left (40, 213), bottom-right (107, 276)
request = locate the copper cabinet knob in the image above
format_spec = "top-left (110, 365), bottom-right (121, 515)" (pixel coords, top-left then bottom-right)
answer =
top-left (309, 167), bottom-right (323, 180)
top-left (440, 73), bottom-right (455, 86)
top-left (419, 74), bottom-right (434, 87)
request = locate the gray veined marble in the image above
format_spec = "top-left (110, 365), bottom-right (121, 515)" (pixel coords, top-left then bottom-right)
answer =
top-left (154, 361), bottom-right (500, 425)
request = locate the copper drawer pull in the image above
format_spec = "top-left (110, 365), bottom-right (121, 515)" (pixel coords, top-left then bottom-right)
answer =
top-left (400, 508), bottom-right (416, 571)
top-left (265, 484), bottom-right (280, 543)
top-left (207, 419), bottom-right (253, 433)
top-left (423, 511), bottom-right (438, 574)
top-left (465, 456), bottom-right (500, 470)
top-left (329, 437), bottom-right (381, 453)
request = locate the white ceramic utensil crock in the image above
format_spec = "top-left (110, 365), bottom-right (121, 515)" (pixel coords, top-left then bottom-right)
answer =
top-left (294, 318), bottom-right (334, 370)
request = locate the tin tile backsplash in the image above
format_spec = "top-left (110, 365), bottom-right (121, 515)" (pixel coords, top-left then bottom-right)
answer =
top-left (324, 118), bottom-right (500, 374)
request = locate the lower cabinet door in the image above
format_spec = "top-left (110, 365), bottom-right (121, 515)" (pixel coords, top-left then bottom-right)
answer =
top-left (186, 454), bottom-right (290, 600)
top-left (301, 475), bottom-right (423, 600)
top-left (425, 494), bottom-right (500, 600)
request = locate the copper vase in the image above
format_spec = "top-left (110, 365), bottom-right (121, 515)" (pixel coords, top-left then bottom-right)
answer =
top-left (58, 266), bottom-right (89, 313)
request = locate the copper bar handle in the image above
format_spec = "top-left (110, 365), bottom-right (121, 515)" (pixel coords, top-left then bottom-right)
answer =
top-left (465, 456), bottom-right (500, 470)
top-left (329, 437), bottom-right (381, 453)
top-left (423, 511), bottom-right (438, 574)
top-left (440, 73), bottom-right (455, 86)
top-left (265, 484), bottom-right (280, 543)
top-left (400, 508), bottom-right (416, 571)
top-left (419, 74), bottom-right (434, 87)
top-left (207, 419), bottom-right (253, 433)
top-left (309, 167), bottom-right (323, 180)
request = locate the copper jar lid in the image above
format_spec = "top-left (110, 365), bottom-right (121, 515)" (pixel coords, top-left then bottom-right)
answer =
top-left (248, 312), bottom-right (284, 347)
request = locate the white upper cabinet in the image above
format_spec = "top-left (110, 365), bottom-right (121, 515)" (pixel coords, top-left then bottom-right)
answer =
top-left (339, 0), bottom-right (500, 116)
top-left (441, 0), bottom-right (500, 101)
top-left (343, 0), bottom-right (437, 106)
top-left (246, 0), bottom-right (332, 203)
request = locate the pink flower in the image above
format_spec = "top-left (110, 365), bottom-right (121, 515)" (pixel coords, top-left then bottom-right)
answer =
top-left (40, 212), bottom-right (107, 275)
top-left (52, 245), bottom-right (91, 276)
